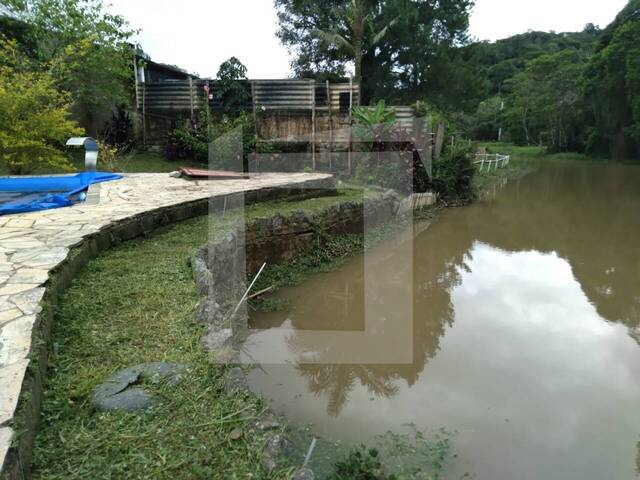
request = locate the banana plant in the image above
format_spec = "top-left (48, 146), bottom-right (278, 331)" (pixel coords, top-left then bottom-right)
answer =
top-left (352, 100), bottom-right (397, 164)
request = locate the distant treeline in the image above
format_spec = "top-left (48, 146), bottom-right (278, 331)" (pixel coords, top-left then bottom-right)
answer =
top-left (463, 0), bottom-right (640, 159)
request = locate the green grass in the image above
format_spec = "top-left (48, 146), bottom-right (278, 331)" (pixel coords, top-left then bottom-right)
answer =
top-left (471, 142), bottom-right (593, 192)
top-left (31, 187), bottom-right (376, 480)
top-left (0, 151), bottom-right (205, 175)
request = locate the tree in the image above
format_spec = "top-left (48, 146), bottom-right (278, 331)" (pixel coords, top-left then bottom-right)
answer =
top-left (583, 0), bottom-right (640, 158)
top-left (0, 37), bottom-right (83, 174)
top-left (274, 0), bottom-right (475, 108)
top-left (305, 0), bottom-right (400, 86)
top-left (503, 50), bottom-right (586, 151)
top-left (216, 57), bottom-right (250, 116)
top-left (1, 0), bottom-right (136, 132)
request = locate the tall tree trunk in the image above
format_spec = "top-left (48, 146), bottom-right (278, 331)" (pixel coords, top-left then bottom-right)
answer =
top-left (353, 0), bottom-right (364, 86)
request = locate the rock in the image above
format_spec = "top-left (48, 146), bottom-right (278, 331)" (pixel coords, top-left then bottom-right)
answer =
top-left (92, 362), bottom-right (185, 412)
top-left (193, 297), bottom-right (222, 325)
top-left (262, 434), bottom-right (295, 473)
top-left (224, 367), bottom-right (248, 393)
top-left (229, 428), bottom-right (243, 440)
top-left (201, 327), bottom-right (233, 351)
top-left (94, 387), bottom-right (154, 412)
top-left (191, 256), bottom-right (213, 296)
top-left (256, 413), bottom-right (281, 432)
top-left (293, 468), bottom-right (315, 480)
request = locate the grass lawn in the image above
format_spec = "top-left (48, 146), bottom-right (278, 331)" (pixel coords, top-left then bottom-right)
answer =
top-left (0, 151), bottom-right (205, 175)
top-left (31, 187), bottom-right (374, 480)
top-left (472, 142), bottom-right (595, 192)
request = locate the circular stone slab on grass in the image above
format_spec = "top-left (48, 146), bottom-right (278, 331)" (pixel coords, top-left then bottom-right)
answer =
top-left (92, 362), bottom-right (185, 412)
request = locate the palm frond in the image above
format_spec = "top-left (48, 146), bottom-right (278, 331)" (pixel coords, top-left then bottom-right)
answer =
top-left (311, 28), bottom-right (354, 54)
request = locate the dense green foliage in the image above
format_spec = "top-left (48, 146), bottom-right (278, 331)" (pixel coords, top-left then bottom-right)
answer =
top-left (0, 37), bottom-right (82, 173)
top-left (352, 101), bottom-right (434, 194)
top-left (1, 0), bottom-right (135, 132)
top-left (468, 28), bottom-right (600, 97)
top-left (583, 0), bottom-right (640, 158)
top-left (466, 0), bottom-right (640, 159)
top-left (171, 111), bottom-right (255, 170)
top-left (275, 0), bottom-right (477, 109)
top-left (432, 144), bottom-right (475, 202)
top-left (215, 56), bottom-right (251, 116)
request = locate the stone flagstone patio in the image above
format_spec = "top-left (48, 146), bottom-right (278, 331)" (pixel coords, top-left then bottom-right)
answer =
top-left (0, 172), bottom-right (334, 477)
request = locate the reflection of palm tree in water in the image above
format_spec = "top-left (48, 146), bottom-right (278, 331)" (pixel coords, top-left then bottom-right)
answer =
top-left (286, 233), bottom-right (470, 416)
top-left (299, 364), bottom-right (399, 417)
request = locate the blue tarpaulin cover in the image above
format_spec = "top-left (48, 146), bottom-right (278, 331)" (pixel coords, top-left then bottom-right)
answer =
top-left (0, 172), bottom-right (122, 215)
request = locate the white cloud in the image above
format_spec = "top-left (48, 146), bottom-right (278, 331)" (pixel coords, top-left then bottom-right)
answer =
top-left (107, 0), bottom-right (292, 79)
top-left (469, 0), bottom-right (628, 41)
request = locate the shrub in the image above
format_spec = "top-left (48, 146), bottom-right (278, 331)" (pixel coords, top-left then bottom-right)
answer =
top-left (170, 111), bottom-right (256, 170)
top-left (351, 100), bottom-right (437, 194)
top-left (432, 143), bottom-right (475, 202)
top-left (102, 106), bottom-right (134, 151)
top-left (0, 36), bottom-right (83, 174)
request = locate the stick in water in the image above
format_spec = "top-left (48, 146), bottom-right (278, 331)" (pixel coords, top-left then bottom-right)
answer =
top-left (303, 437), bottom-right (317, 469)
top-left (228, 262), bottom-right (267, 322)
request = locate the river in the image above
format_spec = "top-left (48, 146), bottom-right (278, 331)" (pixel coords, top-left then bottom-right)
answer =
top-left (241, 161), bottom-right (640, 479)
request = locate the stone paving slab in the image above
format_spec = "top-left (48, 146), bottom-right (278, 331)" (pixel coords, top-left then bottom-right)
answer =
top-left (0, 172), bottom-right (333, 475)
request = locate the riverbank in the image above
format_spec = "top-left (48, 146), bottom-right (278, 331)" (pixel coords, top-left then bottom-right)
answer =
top-left (472, 142), bottom-right (604, 195)
top-left (30, 144), bottom-right (546, 478)
top-left (30, 186), bottom-right (411, 479)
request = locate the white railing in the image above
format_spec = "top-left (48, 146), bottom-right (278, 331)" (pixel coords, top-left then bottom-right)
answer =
top-left (474, 153), bottom-right (510, 172)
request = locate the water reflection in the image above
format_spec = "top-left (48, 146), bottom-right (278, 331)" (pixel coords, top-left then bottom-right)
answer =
top-left (242, 161), bottom-right (640, 479)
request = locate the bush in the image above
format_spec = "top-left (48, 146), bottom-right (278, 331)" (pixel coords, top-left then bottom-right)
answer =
top-left (432, 143), bottom-right (475, 202)
top-left (170, 111), bottom-right (255, 171)
top-left (352, 101), bottom-right (430, 194)
top-left (0, 36), bottom-right (83, 174)
top-left (102, 106), bottom-right (134, 151)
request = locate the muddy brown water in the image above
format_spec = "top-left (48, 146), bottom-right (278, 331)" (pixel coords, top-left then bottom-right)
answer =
top-left (241, 161), bottom-right (640, 479)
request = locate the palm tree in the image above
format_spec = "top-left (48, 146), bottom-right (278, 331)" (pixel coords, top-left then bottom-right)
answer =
top-left (311, 0), bottom-right (400, 85)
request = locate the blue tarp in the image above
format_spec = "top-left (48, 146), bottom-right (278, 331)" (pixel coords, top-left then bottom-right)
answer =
top-left (0, 172), bottom-right (122, 215)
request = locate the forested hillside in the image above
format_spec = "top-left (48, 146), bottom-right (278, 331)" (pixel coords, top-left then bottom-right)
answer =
top-left (467, 0), bottom-right (639, 158)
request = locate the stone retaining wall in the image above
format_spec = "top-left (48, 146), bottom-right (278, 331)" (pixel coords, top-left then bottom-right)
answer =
top-left (191, 191), bottom-right (400, 353)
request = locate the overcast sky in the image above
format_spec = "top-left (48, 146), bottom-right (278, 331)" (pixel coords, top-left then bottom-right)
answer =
top-left (107, 0), bottom-right (629, 79)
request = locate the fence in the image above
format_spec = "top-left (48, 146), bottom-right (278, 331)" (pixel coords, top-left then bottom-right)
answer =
top-left (474, 153), bottom-right (511, 172)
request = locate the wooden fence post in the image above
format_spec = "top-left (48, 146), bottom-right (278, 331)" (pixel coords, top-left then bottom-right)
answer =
top-left (434, 123), bottom-right (445, 161)
top-left (312, 81), bottom-right (316, 171)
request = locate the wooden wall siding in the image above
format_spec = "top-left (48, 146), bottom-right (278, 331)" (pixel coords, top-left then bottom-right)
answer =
top-left (256, 111), bottom-right (313, 142)
top-left (392, 106), bottom-right (417, 132)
